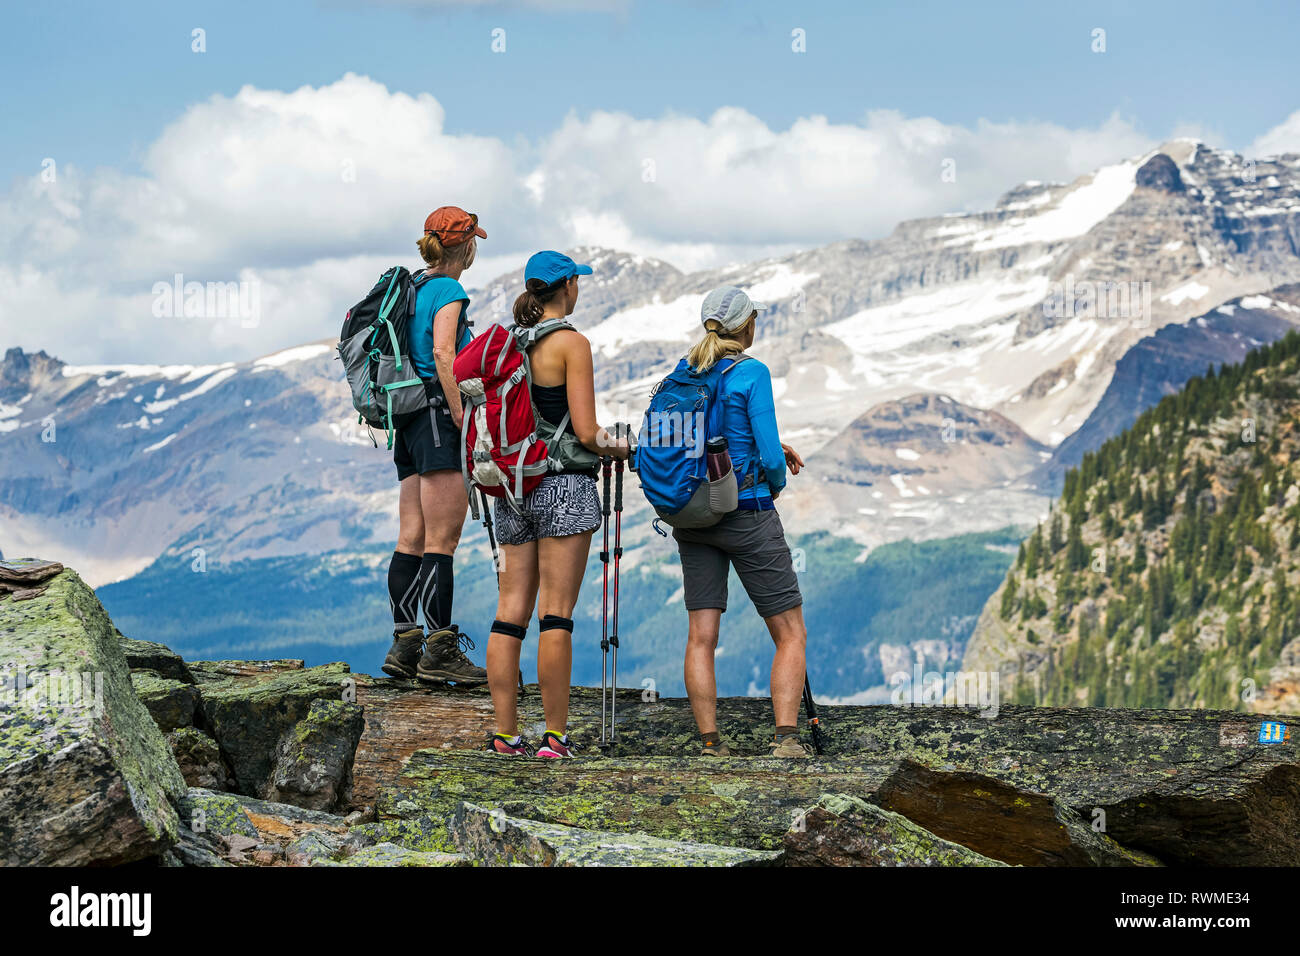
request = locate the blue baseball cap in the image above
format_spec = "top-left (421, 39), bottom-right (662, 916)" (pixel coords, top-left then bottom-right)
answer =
top-left (524, 251), bottom-right (593, 286)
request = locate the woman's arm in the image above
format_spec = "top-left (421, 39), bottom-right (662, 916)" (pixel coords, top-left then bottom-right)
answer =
top-left (563, 333), bottom-right (629, 459)
top-left (745, 367), bottom-right (788, 496)
top-left (431, 300), bottom-right (465, 428)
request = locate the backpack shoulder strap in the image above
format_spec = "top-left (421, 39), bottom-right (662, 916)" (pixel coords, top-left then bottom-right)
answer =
top-left (719, 352), bottom-right (753, 376)
top-left (513, 318), bottom-right (575, 350)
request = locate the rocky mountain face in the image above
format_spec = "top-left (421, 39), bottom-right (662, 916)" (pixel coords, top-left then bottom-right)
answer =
top-left (963, 331), bottom-right (1300, 712)
top-left (4, 140), bottom-right (1300, 698)
top-left (805, 392), bottom-right (1049, 545)
top-left (5, 568), bottom-right (1299, 867)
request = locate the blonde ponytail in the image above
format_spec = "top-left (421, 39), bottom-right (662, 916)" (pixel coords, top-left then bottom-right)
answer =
top-left (687, 315), bottom-right (753, 372)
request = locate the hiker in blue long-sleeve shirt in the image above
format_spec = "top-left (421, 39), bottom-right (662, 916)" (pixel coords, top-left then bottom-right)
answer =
top-left (671, 285), bottom-right (810, 758)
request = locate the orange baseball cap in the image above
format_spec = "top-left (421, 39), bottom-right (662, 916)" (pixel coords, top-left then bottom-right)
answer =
top-left (423, 206), bottom-right (487, 246)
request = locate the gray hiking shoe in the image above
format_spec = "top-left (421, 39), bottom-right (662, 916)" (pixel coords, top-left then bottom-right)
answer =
top-left (417, 625), bottom-right (488, 687)
top-left (768, 735), bottom-right (811, 759)
top-left (381, 627), bottom-right (425, 679)
top-left (701, 739), bottom-right (732, 757)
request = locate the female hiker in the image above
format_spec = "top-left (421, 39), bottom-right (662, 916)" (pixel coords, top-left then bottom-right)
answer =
top-left (673, 285), bottom-right (809, 758)
top-left (381, 207), bottom-right (489, 687)
top-left (485, 251), bottom-right (632, 757)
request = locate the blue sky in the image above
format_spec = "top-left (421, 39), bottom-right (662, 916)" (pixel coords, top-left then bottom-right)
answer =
top-left (2, 0), bottom-right (1299, 364)
top-left (4, 0), bottom-right (1298, 184)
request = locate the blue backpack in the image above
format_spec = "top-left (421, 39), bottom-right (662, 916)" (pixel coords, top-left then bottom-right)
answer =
top-left (636, 355), bottom-right (750, 529)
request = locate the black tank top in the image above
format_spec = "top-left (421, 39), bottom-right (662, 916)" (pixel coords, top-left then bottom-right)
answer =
top-left (532, 383), bottom-right (576, 436)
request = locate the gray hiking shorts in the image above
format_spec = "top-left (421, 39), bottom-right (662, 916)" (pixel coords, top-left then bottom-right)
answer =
top-left (672, 509), bottom-right (802, 618)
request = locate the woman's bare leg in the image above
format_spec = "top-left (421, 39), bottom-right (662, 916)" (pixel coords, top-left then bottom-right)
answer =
top-left (487, 541), bottom-right (538, 736)
top-left (764, 605), bottom-right (807, 728)
top-left (418, 470), bottom-right (467, 554)
top-left (684, 609), bottom-right (722, 736)
top-left (535, 532), bottom-right (593, 732)
top-left (396, 474), bottom-right (424, 556)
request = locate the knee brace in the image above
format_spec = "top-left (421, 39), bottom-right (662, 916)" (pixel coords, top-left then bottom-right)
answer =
top-left (538, 614), bottom-right (574, 633)
top-left (492, 619), bottom-right (527, 641)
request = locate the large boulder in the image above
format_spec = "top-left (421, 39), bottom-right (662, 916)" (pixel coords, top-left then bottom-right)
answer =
top-left (450, 802), bottom-right (782, 867)
top-left (130, 669), bottom-right (200, 731)
top-left (166, 726), bottom-right (235, 791)
top-left (784, 794), bottom-right (1008, 867)
top-left (190, 659), bottom-right (354, 795)
top-left (118, 632), bottom-right (194, 684)
top-left (264, 698), bottom-right (365, 811)
top-left (0, 569), bottom-right (186, 865)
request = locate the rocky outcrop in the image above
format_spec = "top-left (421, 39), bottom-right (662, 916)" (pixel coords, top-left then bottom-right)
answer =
top-left (0, 558), bottom-right (64, 601)
top-left (7, 569), bottom-right (1299, 868)
top-left (190, 659), bottom-right (353, 796)
top-left (131, 669), bottom-right (201, 731)
top-left (450, 802), bottom-right (783, 867)
top-left (264, 698), bottom-right (364, 811)
top-left (0, 569), bottom-right (186, 865)
top-left (783, 794), bottom-right (1007, 867)
top-left (166, 727), bottom-right (235, 791)
top-left (1135, 153), bottom-right (1185, 193)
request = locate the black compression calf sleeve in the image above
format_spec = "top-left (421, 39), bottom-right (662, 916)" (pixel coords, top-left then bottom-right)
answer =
top-left (388, 551), bottom-right (423, 632)
top-left (420, 552), bottom-right (454, 631)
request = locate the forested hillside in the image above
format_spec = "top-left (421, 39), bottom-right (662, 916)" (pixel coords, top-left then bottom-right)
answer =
top-left (963, 331), bottom-right (1300, 710)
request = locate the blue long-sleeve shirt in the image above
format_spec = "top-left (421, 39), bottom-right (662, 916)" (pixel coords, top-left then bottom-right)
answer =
top-left (717, 357), bottom-right (786, 509)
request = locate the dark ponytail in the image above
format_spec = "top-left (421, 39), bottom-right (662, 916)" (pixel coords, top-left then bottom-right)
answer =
top-left (513, 277), bottom-right (568, 328)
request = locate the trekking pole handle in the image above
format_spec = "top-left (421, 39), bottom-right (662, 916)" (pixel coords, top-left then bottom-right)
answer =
top-left (602, 457), bottom-right (613, 517)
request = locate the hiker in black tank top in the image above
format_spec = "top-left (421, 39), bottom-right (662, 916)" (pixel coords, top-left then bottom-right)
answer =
top-left (483, 251), bottom-right (632, 758)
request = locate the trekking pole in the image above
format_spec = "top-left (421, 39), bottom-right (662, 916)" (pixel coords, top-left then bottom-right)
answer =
top-left (803, 675), bottom-right (825, 755)
top-left (599, 456), bottom-right (613, 744)
top-left (480, 490), bottom-right (525, 698)
top-left (610, 439), bottom-right (625, 741)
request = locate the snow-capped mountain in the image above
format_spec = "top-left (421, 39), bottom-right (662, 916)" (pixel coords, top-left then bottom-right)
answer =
top-left (4, 140), bottom-right (1300, 586)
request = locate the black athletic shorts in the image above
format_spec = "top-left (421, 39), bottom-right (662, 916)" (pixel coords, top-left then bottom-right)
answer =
top-left (393, 397), bottom-right (460, 481)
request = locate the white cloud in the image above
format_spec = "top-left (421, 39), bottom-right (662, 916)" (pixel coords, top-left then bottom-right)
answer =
top-left (1250, 109), bottom-right (1300, 158)
top-left (0, 73), bottom-right (1162, 365)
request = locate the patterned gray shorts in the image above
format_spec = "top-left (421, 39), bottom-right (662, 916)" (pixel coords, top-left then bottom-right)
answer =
top-left (494, 473), bottom-right (602, 546)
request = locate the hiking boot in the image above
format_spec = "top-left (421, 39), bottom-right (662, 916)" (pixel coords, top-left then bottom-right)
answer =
top-left (701, 739), bottom-right (731, 757)
top-left (768, 735), bottom-right (811, 759)
top-left (487, 733), bottom-right (533, 756)
top-left (381, 627), bottom-right (425, 679)
top-left (417, 625), bottom-right (488, 687)
top-left (536, 731), bottom-right (574, 758)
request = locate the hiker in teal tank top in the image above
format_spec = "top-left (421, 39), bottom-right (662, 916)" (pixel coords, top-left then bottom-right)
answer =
top-left (381, 207), bottom-right (489, 688)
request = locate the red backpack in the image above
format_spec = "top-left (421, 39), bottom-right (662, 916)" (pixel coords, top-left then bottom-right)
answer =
top-left (453, 319), bottom-right (587, 516)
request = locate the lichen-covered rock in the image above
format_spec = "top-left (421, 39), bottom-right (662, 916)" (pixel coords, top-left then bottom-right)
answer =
top-left (160, 823), bottom-right (232, 868)
top-left (264, 698), bottom-right (365, 811)
top-left (131, 669), bottom-right (200, 731)
top-left (166, 727), bottom-right (235, 791)
top-left (372, 689), bottom-right (1300, 865)
top-left (317, 842), bottom-right (468, 867)
top-left (381, 750), bottom-right (895, 852)
top-left (192, 660), bottom-right (353, 794)
top-left (175, 787), bottom-right (351, 865)
top-left (119, 633), bottom-right (194, 684)
top-left (285, 829), bottom-right (346, 866)
top-left (0, 569), bottom-right (186, 865)
top-left (784, 794), bottom-right (1007, 867)
top-left (451, 802), bottom-right (783, 867)
top-left (871, 761), bottom-right (1162, 866)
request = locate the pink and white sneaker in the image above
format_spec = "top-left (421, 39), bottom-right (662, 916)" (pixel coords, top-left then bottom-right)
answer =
top-left (536, 731), bottom-right (574, 758)
top-left (487, 733), bottom-right (533, 756)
